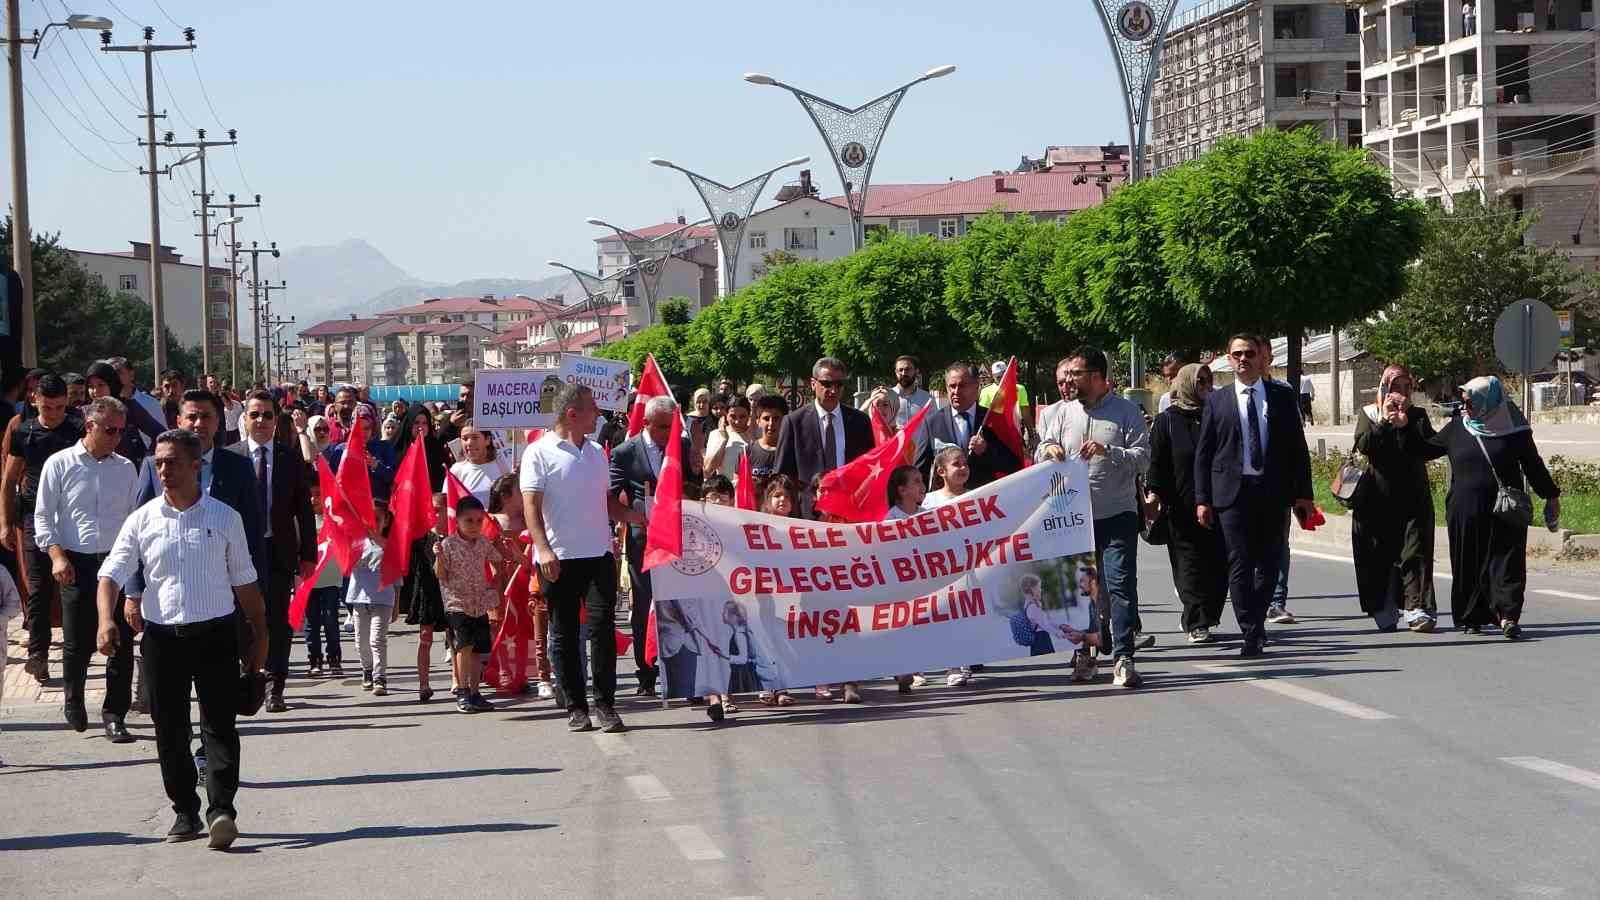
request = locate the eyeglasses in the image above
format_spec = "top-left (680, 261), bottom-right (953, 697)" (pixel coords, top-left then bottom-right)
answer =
top-left (94, 424), bottom-right (125, 435)
top-left (247, 411), bottom-right (276, 420)
top-left (1229, 349), bottom-right (1258, 360)
top-left (813, 378), bottom-right (844, 389)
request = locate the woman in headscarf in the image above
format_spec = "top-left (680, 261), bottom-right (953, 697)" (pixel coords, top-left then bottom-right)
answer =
top-left (392, 401), bottom-right (451, 492)
top-left (1144, 363), bottom-right (1229, 643)
top-left (1398, 375), bottom-right (1559, 638)
top-left (303, 414), bottom-right (334, 465)
top-left (1350, 364), bottom-right (1440, 632)
top-left (324, 403), bottom-right (398, 500)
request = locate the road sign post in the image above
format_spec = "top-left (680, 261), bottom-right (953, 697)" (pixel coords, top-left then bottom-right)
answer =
top-left (1493, 298), bottom-right (1561, 412)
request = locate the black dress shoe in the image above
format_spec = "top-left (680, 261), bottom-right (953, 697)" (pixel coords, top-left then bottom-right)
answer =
top-left (635, 684), bottom-right (658, 698)
top-left (1239, 642), bottom-right (1265, 659)
top-left (63, 703), bottom-right (89, 733)
top-left (103, 715), bottom-right (135, 744)
top-left (166, 812), bottom-right (204, 843)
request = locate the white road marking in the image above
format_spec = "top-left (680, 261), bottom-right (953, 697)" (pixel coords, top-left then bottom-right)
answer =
top-left (1534, 589), bottom-right (1600, 601)
top-left (665, 824), bottom-right (726, 861)
top-left (1194, 664), bottom-right (1396, 720)
top-left (627, 773), bottom-right (673, 802)
top-left (1287, 547), bottom-right (1454, 579)
top-left (1501, 757), bottom-right (1600, 792)
top-left (592, 732), bottom-right (634, 757)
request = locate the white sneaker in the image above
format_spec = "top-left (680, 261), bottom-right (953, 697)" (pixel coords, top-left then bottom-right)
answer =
top-left (1113, 657), bottom-right (1142, 688)
top-left (945, 668), bottom-right (971, 687)
top-left (536, 681), bottom-right (555, 700)
top-left (910, 673), bottom-right (929, 688)
top-left (1267, 606), bottom-right (1296, 625)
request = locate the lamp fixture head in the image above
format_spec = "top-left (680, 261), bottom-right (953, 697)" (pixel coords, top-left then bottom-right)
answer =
top-left (742, 73), bottom-right (777, 85)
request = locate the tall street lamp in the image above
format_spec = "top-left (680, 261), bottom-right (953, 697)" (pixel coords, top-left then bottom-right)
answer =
top-left (648, 155), bottom-right (808, 295)
top-left (5, 9), bottom-right (114, 367)
top-left (743, 65), bottom-right (954, 251)
top-left (584, 216), bottom-right (708, 327)
top-left (547, 259), bottom-right (639, 349)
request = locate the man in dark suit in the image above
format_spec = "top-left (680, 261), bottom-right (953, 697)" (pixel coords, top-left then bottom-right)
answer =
top-left (228, 390), bottom-right (316, 712)
top-left (1193, 333), bottom-right (1315, 657)
top-left (129, 391), bottom-right (264, 732)
top-left (919, 362), bottom-right (1022, 488)
top-left (608, 395), bottom-right (695, 698)
top-left (775, 356), bottom-right (874, 515)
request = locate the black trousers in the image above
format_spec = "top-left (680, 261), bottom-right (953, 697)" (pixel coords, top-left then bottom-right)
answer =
top-left (1167, 519), bottom-right (1230, 633)
top-left (59, 550), bottom-right (133, 717)
top-left (547, 554), bottom-right (618, 713)
top-left (626, 550), bottom-right (656, 690)
top-left (144, 614), bottom-right (241, 820)
top-left (22, 527), bottom-right (56, 660)
top-left (1217, 479), bottom-right (1287, 649)
top-left (260, 546), bottom-right (294, 677)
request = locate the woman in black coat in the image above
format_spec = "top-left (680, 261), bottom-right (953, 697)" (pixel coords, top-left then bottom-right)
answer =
top-left (392, 401), bottom-right (451, 492)
top-left (1350, 364), bottom-right (1439, 632)
top-left (1399, 376), bottom-right (1559, 639)
top-left (1144, 363), bottom-right (1229, 643)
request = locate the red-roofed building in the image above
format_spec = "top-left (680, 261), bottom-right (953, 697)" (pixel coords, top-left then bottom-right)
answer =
top-left (298, 316), bottom-right (389, 386)
top-left (375, 294), bottom-right (557, 330)
top-left (482, 302), bottom-right (630, 369)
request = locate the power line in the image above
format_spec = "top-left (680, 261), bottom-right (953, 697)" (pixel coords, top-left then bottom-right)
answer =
top-left (25, 56), bottom-right (139, 149)
top-left (153, 54), bottom-right (203, 130)
top-left (20, 80), bottom-right (135, 172)
top-left (150, 0), bottom-right (182, 28)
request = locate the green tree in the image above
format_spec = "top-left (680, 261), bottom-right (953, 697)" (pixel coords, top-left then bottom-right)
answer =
top-left (1157, 128), bottom-right (1426, 382)
top-left (1352, 197), bottom-right (1600, 391)
top-left (945, 212), bottom-right (1072, 362)
top-left (683, 299), bottom-right (755, 383)
top-left (726, 257), bottom-right (830, 378)
top-left (658, 297), bottom-right (693, 326)
top-left (818, 234), bottom-right (965, 377)
top-left (1, 219), bottom-right (202, 382)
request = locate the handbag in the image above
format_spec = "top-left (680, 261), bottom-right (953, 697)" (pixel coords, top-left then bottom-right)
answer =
top-left (1330, 453), bottom-right (1367, 508)
top-left (1472, 433), bottom-right (1533, 528)
top-left (1136, 476), bottom-right (1169, 545)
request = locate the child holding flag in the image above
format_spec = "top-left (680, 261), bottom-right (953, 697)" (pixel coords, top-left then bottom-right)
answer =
top-left (345, 501), bottom-right (397, 696)
top-left (435, 496), bottom-right (513, 713)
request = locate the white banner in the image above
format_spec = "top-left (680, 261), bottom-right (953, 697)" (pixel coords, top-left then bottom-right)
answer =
top-left (473, 369), bottom-right (559, 430)
top-left (651, 462), bottom-right (1098, 698)
top-left (559, 354), bottom-right (632, 412)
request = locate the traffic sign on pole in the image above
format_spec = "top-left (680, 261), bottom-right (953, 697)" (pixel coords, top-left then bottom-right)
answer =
top-left (1494, 298), bottom-right (1561, 412)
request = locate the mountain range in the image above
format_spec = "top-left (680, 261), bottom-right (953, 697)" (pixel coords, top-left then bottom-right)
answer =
top-left (268, 238), bottom-right (583, 325)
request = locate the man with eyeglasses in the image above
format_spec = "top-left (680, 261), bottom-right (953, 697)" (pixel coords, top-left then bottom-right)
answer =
top-left (1038, 348), bottom-right (1152, 687)
top-left (920, 362), bottom-right (1022, 489)
top-left (776, 357), bottom-right (875, 515)
top-left (228, 390), bottom-right (316, 712)
top-left (1193, 333), bottom-right (1314, 657)
top-left (33, 397), bottom-right (140, 739)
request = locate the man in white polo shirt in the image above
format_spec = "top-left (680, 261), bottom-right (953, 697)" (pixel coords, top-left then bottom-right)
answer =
top-left (522, 384), bottom-right (645, 734)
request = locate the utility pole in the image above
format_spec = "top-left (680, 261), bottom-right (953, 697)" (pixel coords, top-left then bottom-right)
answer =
top-left (236, 242), bottom-right (278, 386)
top-left (256, 280), bottom-right (287, 384)
top-left (266, 312), bottom-right (295, 386)
top-left (167, 128), bottom-right (236, 378)
top-left (102, 26), bottom-right (195, 373)
top-left (4, 10), bottom-right (112, 367)
top-left (206, 193), bottom-right (259, 388)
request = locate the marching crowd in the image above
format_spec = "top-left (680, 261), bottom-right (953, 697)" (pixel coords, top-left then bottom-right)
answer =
top-left (0, 338), bottom-right (1563, 849)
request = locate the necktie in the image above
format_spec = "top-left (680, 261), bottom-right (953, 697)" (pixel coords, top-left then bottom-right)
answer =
top-left (256, 446), bottom-right (271, 519)
top-left (821, 411), bottom-right (837, 474)
top-left (1246, 387), bottom-right (1264, 472)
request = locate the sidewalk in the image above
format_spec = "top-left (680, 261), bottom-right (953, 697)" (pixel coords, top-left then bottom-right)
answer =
top-left (1304, 420), bottom-right (1600, 462)
top-left (2, 616), bottom-right (96, 710)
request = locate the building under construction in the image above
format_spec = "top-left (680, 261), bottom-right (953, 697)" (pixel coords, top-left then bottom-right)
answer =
top-left (1359, 0), bottom-right (1600, 266)
top-left (1150, 0), bottom-right (1363, 173)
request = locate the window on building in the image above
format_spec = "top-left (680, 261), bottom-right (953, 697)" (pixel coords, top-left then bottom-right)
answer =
top-left (209, 274), bottom-right (226, 290)
top-left (785, 227), bottom-right (818, 251)
top-left (1274, 66), bottom-right (1298, 100)
top-left (749, 231), bottom-right (767, 250)
top-left (210, 329), bottom-right (228, 345)
top-left (896, 220), bottom-right (919, 237)
top-left (210, 302), bottom-right (229, 318)
top-left (1056, 215), bottom-right (1069, 226)
top-left (1346, 8), bottom-right (1358, 33)
top-left (938, 219), bottom-right (959, 240)
top-left (623, 279), bottom-right (638, 306)
top-left (1346, 64), bottom-right (1360, 94)
top-left (118, 274), bottom-right (137, 291)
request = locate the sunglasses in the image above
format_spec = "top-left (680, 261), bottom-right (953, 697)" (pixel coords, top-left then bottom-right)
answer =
top-left (94, 423), bottom-right (125, 435)
top-left (813, 378), bottom-right (845, 389)
top-left (1229, 349), bottom-right (1258, 360)
top-left (247, 411), bottom-right (276, 420)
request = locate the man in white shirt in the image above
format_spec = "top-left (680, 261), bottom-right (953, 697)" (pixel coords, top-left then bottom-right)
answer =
top-left (97, 428), bottom-right (265, 849)
top-left (522, 384), bottom-right (644, 735)
top-left (35, 397), bottom-right (140, 740)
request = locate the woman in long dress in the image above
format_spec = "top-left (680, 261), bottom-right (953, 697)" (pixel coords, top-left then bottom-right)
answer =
top-left (1399, 376), bottom-right (1559, 638)
top-left (1350, 364), bottom-right (1439, 632)
top-left (1145, 363), bottom-right (1228, 644)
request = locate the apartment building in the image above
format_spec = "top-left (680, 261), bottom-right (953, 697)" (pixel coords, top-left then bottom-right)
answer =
top-left (1360, 0), bottom-right (1600, 264)
top-left (376, 295), bottom-right (554, 330)
top-left (1151, 0), bottom-right (1364, 173)
top-left (69, 242), bottom-right (234, 362)
top-left (299, 316), bottom-right (386, 387)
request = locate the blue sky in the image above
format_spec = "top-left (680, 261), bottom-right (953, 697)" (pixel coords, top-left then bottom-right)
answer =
top-left (11, 0), bottom-right (1137, 285)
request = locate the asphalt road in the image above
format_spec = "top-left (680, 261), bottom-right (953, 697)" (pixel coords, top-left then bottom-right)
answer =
top-left (3, 546), bottom-right (1599, 899)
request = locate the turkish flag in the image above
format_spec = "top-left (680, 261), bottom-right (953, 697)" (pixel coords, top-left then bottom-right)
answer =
top-left (983, 356), bottom-right (1030, 470)
top-left (626, 353), bottom-right (671, 438)
top-left (735, 449), bottom-right (757, 510)
top-left (444, 469), bottom-right (501, 540)
top-left (642, 407), bottom-right (684, 571)
top-left (317, 455), bottom-right (368, 577)
top-left (870, 409), bottom-right (895, 447)
top-left (380, 438), bottom-right (436, 589)
top-left (334, 416), bottom-right (377, 533)
top-left (815, 402), bottom-right (932, 523)
top-left (287, 541), bottom-right (332, 632)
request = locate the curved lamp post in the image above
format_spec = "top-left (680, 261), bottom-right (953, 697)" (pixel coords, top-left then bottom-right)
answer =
top-left (648, 155), bottom-right (808, 294)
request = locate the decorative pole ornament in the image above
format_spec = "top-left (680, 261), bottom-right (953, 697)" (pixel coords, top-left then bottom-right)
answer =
top-left (1093, 0), bottom-right (1179, 182)
top-left (546, 260), bottom-right (646, 349)
top-left (585, 217), bottom-right (710, 325)
top-left (649, 156), bottom-right (810, 295)
top-left (744, 66), bottom-right (956, 251)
